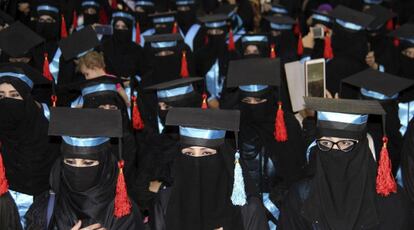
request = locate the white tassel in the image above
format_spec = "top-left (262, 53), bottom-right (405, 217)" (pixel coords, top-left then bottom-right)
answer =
top-left (231, 151), bottom-right (247, 206)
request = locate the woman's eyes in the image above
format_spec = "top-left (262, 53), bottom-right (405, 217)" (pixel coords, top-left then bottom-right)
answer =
top-left (202, 152), bottom-right (213, 156)
top-left (183, 152), bottom-right (194, 156)
top-left (83, 161), bottom-right (96, 166)
top-left (64, 159), bottom-right (76, 165)
top-left (10, 93), bottom-right (21, 98)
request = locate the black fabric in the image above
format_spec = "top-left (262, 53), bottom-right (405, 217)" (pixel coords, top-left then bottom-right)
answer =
top-left (401, 120), bottom-right (414, 206)
top-left (0, 78), bottom-right (60, 195)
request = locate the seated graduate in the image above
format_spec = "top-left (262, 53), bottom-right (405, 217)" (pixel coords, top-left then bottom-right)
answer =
top-left (280, 97), bottom-right (411, 230)
top-left (222, 57), bottom-right (306, 229)
top-left (151, 107), bottom-right (269, 230)
top-left (26, 108), bottom-right (144, 230)
top-left (236, 33), bottom-right (271, 58)
top-left (400, 117), bottom-right (414, 220)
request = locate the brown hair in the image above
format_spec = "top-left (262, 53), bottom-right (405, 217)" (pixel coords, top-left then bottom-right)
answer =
top-left (76, 51), bottom-right (106, 72)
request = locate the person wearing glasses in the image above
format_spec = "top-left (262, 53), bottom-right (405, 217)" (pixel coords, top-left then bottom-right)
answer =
top-left (279, 97), bottom-right (411, 230)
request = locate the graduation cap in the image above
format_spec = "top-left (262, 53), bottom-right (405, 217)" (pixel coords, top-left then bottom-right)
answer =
top-left (81, 0), bottom-right (101, 9)
top-left (330, 5), bottom-right (375, 30)
top-left (363, 0), bottom-right (384, 5)
top-left (389, 24), bottom-right (414, 46)
top-left (240, 33), bottom-right (269, 46)
top-left (227, 58), bottom-right (280, 92)
top-left (135, 0), bottom-right (154, 7)
top-left (175, 0), bottom-right (195, 6)
top-left (198, 14), bottom-right (229, 28)
top-left (166, 107), bottom-right (247, 206)
top-left (0, 22), bottom-right (44, 58)
top-left (149, 11), bottom-right (176, 24)
top-left (36, 1), bottom-right (60, 18)
top-left (144, 33), bottom-right (183, 48)
top-left (48, 107), bottom-right (133, 217)
top-left (264, 15), bottom-right (296, 30)
top-left (58, 26), bottom-right (99, 61)
top-left (270, 3), bottom-right (289, 15)
top-left (0, 62), bottom-right (50, 88)
top-left (305, 96), bottom-right (397, 197)
top-left (146, 77), bottom-right (202, 102)
top-left (342, 68), bottom-right (414, 100)
top-left (0, 10), bottom-right (14, 26)
top-left (311, 10), bottom-right (333, 26)
top-left (365, 5), bottom-right (396, 31)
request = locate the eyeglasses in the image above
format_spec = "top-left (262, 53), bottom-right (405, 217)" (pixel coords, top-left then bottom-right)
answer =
top-left (316, 139), bottom-right (358, 152)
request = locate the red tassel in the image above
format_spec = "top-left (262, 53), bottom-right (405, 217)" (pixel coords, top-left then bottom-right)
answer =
top-left (293, 19), bottom-right (301, 36)
top-left (135, 22), bottom-right (141, 44)
top-left (99, 8), bottom-right (109, 25)
top-left (270, 44), bottom-right (277, 59)
top-left (201, 92), bottom-right (208, 109)
top-left (297, 33), bottom-right (303, 56)
top-left (60, 15), bottom-right (68, 38)
top-left (376, 137), bottom-right (397, 197)
top-left (228, 28), bottom-right (235, 51)
top-left (393, 24), bottom-right (400, 47)
top-left (131, 95), bottom-right (144, 130)
top-left (72, 10), bottom-right (78, 31)
top-left (111, 0), bottom-right (118, 9)
top-left (114, 160), bottom-right (132, 218)
top-left (204, 35), bottom-right (209, 45)
top-left (324, 33), bottom-right (334, 59)
top-left (274, 102), bottom-right (288, 142)
top-left (51, 95), bottom-right (57, 107)
top-left (172, 22), bottom-right (178, 34)
top-left (386, 18), bottom-right (394, 31)
top-left (0, 146), bottom-right (9, 196)
top-left (43, 53), bottom-right (53, 81)
top-left (180, 51), bottom-right (189, 78)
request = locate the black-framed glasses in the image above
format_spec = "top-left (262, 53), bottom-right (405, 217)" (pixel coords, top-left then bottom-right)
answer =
top-left (316, 139), bottom-right (358, 152)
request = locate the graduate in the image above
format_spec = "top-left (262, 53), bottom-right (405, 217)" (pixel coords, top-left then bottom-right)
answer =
top-left (280, 97), bottom-right (411, 230)
top-left (152, 107), bottom-right (269, 230)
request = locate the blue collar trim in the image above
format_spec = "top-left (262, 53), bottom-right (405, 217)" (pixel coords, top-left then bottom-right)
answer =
top-left (81, 83), bottom-right (118, 96)
top-left (179, 127), bottom-right (226, 140)
top-left (157, 84), bottom-right (193, 98)
top-left (62, 136), bottom-right (109, 147)
top-left (0, 72), bottom-right (33, 88)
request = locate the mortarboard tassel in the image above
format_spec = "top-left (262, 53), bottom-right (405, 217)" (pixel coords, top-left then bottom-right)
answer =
top-left (61, 15), bottom-right (68, 38)
top-left (72, 10), bottom-right (78, 31)
top-left (231, 150), bottom-right (247, 206)
top-left (131, 95), bottom-right (144, 130)
top-left (172, 22), bottom-right (178, 34)
top-left (393, 23), bottom-right (400, 47)
top-left (201, 92), bottom-right (208, 109)
top-left (43, 53), bottom-right (53, 81)
top-left (274, 101), bottom-right (288, 142)
top-left (135, 22), bottom-right (141, 44)
top-left (0, 147), bottom-right (9, 196)
top-left (386, 18), bottom-right (394, 31)
top-left (293, 19), bottom-right (301, 36)
top-left (99, 7), bottom-right (109, 24)
top-left (114, 160), bottom-right (132, 218)
top-left (204, 35), bottom-right (209, 45)
top-left (270, 43), bottom-right (277, 59)
top-left (297, 33), bottom-right (303, 56)
top-left (376, 137), bottom-right (397, 197)
top-left (228, 28), bottom-right (235, 51)
top-left (51, 95), bottom-right (57, 107)
top-left (111, 0), bottom-right (118, 9)
top-left (324, 32), bottom-right (334, 59)
top-left (180, 51), bottom-right (189, 78)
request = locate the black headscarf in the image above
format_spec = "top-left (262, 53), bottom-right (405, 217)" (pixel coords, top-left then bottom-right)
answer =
top-left (397, 44), bottom-right (414, 102)
top-left (302, 137), bottom-right (379, 230)
top-left (0, 77), bottom-right (59, 195)
top-left (401, 120), bottom-right (414, 205)
top-left (165, 143), bottom-right (245, 230)
top-left (176, 5), bottom-right (197, 34)
top-left (49, 142), bottom-right (144, 229)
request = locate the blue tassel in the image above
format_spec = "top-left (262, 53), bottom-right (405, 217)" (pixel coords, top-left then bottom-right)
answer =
top-left (231, 151), bottom-right (247, 206)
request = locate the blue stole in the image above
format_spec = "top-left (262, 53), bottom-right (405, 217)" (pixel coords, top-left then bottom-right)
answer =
top-left (263, 193), bottom-right (279, 230)
top-left (205, 59), bottom-right (224, 100)
top-left (398, 101), bottom-right (414, 136)
top-left (140, 28), bottom-right (156, 47)
top-left (180, 24), bottom-right (201, 51)
top-left (49, 48), bottom-right (62, 83)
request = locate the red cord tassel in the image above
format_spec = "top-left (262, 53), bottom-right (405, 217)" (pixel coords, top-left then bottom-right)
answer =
top-left (114, 160), bottom-right (132, 218)
top-left (51, 95), bottom-right (57, 107)
top-left (324, 34), bottom-right (334, 59)
top-left (228, 28), bottom-right (235, 51)
top-left (111, 0), bottom-right (118, 9)
top-left (72, 10), bottom-right (78, 31)
top-left (131, 95), bottom-right (144, 130)
top-left (274, 102), bottom-right (288, 142)
top-left (204, 35), bottom-right (209, 45)
top-left (172, 22), bottom-right (178, 34)
top-left (135, 22), bottom-right (141, 44)
top-left (43, 53), bottom-right (53, 81)
top-left (0, 147), bottom-right (9, 196)
top-left (201, 92), bottom-right (208, 109)
top-left (297, 33), bottom-right (303, 56)
top-left (60, 15), bottom-right (68, 38)
top-left (293, 19), bottom-right (301, 36)
top-left (270, 44), bottom-right (277, 59)
top-left (99, 8), bottom-right (109, 24)
top-left (386, 18), bottom-right (394, 31)
top-left (393, 37), bottom-right (400, 47)
top-left (180, 51), bottom-right (189, 78)
top-left (376, 137), bottom-right (397, 197)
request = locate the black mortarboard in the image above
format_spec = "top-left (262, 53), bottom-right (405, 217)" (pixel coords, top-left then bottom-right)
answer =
top-left (389, 24), bottom-right (414, 41)
top-left (240, 33), bottom-right (269, 46)
top-left (329, 5), bottom-right (375, 29)
top-left (58, 26), bottom-right (99, 61)
top-left (270, 3), bottom-right (289, 15)
top-left (226, 58), bottom-right (280, 87)
top-left (305, 97), bottom-right (385, 115)
top-left (144, 33), bottom-right (183, 43)
top-left (0, 10), bottom-right (14, 26)
top-left (365, 5), bottom-right (396, 31)
top-left (145, 77), bottom-right (202, 102)
top-left (342, 68), bottom-right (414, 98)
top-left (198, 14), bottom-right (229, 28)
top-left (0, 22), bottom-right (44, 58)
top-left (149, 11), bottom-right (176, 24)
top-left (264, 15), bottom-right (295, 25)
top-left (145, 77), bottom-right (202, 90)
top-left (166, 108), bottom-right (240, 131)
top-left (48, 107), bottom-right (122, 137)
top-left (0, 62), bottom-right (50, 87)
